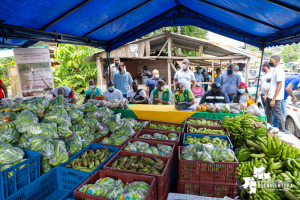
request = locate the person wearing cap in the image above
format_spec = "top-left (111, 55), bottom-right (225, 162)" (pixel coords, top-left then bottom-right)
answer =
top-left (194, 66), bottom-right (204, 87)
top-left (149, 80), bottom-right (173, 105)
top-left (174, 59), bottom-right (195, 92)
top-left (200, 82), bottom-right (230, 104)
top-left (234, 65), bottom-right (245, 82)
top-left (220, 63), bottom-right (241, 102)
top-left (173, 81), bottom-right (195, 105)
top-left (232, 82), bottom-right (253, 103)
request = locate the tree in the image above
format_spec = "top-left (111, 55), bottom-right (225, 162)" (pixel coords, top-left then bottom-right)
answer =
top-left (53, 44), bottom-right (100, 100)
top-left (279, 44), bottom-right (300, 63)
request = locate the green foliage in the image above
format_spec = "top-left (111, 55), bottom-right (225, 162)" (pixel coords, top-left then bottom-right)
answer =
top-left (53, 44), bottom-right (100, 100)
top-left (279, 44), bottom-right (300, 63)
top-left (0, 57), bottom-right (15, 86)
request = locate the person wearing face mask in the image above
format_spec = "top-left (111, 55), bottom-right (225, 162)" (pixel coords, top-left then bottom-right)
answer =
top-left (194, 66), bottom-right (204, 87)
top-left (201, 68), bottom-right (210, 92)
top-left (83, 80), bottom-right (103, 104)
top-left (264, 55), bottom-right (286, 133)
top-left (52, 86), bottom-right (76, 104)
top-left (234, 65), bottom-right (245, 82)
top-left (232, 82), bottom-right (253, 103)
top-left (173, 81), bottom-right (195, 105)
top-left (220, 63), bottom-right (241, 102)
top-left (149, 80), bottom-right (173, 105)
top-left (113, 62), bottom-right (133, 98)
top-left (200, 82), bottom-right (230, 104)
top-left (174, 59), bottom-right (196, 92)
top-left (258, 61), bottom-right (273, 109)
top-left (214, 68), bottom-right (222, 83)
top-left (127, 81), bottom-right (148, 104)
top-left (103, 81), bottom-right (123, 101)
top-left (106, 56), bottom-right (123, 81)
top-left (138, 66), bottom-right (152, 85)
top-left (146, 69), bottom-right (162, 99)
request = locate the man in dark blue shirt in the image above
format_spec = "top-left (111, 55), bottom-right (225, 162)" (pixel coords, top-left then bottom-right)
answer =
top-left (146, 69), bottom-right (162, 98)
top-left (273, 74), bottom-right (300, 129)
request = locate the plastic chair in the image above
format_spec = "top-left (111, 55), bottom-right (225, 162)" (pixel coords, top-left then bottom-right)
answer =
top-left (74, 92), bottom-right (80, 104)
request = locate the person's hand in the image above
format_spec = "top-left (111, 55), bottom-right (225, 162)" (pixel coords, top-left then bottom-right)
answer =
top-left (293, 97), bottom-right (297, 104)
top-left (257, 91), bottom-right (260, 97)
top-left (264, 95), bottom-right (267, 103)
top-left (270, 99), bottom-right (275, 107)
top-left (154, 98), bottom-right (160, 102)
top-left (131, 99), bottom-right (137, 104)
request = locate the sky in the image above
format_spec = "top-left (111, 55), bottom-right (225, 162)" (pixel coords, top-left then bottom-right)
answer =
top-left (208, 31), bottom-right (244, 47)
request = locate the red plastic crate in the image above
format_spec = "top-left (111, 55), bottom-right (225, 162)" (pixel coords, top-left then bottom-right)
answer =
top-left (187, 124), bottom-right (230, 137)
top-left (74, 170), bottom-right (157, 200)
top-left (178, 146), bottom-right (238, 184)
top-left (92, 132), bottom-right (134, 148)
top-left (104, 151), bottom-right (172, 200)
top-left (145, 120), bottom-right (185, 134)
top-left (121, 138), bottom-right (175, 159)
top-left (178, 181), bottom-right (237, 198)
top-left (185, 117), bottom-right (221, 126)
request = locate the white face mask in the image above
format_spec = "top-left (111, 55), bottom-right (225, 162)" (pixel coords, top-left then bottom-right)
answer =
top-left (161, 85), bottom-right (166, 90)
top-left (155, 74), bottom-right (159, 79)
top-left (89, 85), bottom-right (95, 89)
top-left (143, 69), bottom-right (147, 73)
top-left (182, 64), bottom-right (187, 69)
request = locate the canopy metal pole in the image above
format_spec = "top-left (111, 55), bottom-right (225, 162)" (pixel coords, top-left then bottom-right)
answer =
top-left (255, 47), bottom-right (265, 103)
top-left (106, 51), bottom-right (111, 84)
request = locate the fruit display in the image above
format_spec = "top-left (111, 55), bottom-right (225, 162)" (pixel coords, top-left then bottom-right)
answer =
top-left (221, 114), bottom-right (267, 148)
top-left (124, 141), bottom-right (173, 156)
top-left (100, 135), bottom-right (129, 146)
top-left (188, 126), bottom-right (226, 135)
top-left (139, 133), bottom-right (178, 141)
top-left (186, 118), bottom-right (221, 126)
top-left (79, 177), bottom-right (150, 200)
top-left (180, 143), bottom-right (235, 162)
top-left (148, 123), bottom-right (182, 131)
top-left (185, 135), bottom-right (229, 148)
top-left (196, 104), bottom-right (210, 112)
top-left (79, 102), bottom-right (97, 113)
top-left (0, 128), bottom-right (20, 144)
top-left (110, 155), bottom-right (166, 175)
top-left (235, 132), bottom-right (300, 199)
top-left (65, 148), bottom-right (113, 173)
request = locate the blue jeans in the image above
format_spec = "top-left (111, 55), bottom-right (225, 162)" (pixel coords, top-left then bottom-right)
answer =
top-left (272, 99), bottom-right (287, 128)
top-left (261, 94), bottom-right (266, 109)
top-left (228, 94), bottom-right (234, 103)
top-left (123, 94), bottom-right (127, 98)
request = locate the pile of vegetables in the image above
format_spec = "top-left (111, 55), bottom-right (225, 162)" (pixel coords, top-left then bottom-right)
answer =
top-left (188, 126), bottom-right (227, 135)
top-left (148, 123), bottom-right (182, 131)
top-left (139, 133), bottom-right (178, 141)
top-left (185, 135), bottom-right (229, 148)
top-left (0, 95), bottom-right (143, 176)
top-left (124, 141), bottom-right (173, 156)
top-left (186, 119), bottom-right (221, 126)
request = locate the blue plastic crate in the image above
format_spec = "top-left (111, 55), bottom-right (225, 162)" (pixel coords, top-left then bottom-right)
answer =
top-left (183, 133), bottom-right (233, 150)
top-left (6, 167), bottom-right (88, 200)
top-left (0, 148), bottom-right (41, 200)
top-left (60, 143), bottom-right (119, 175)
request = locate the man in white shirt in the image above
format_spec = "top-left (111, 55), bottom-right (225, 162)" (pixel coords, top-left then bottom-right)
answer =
top-left (127, 81), bottom-right (147, 104)
top-left (173, 59), bottom-right (195, 92)
top-left (234, 65), bottom-right (245, 82)
top-left (149, 80), bottom-right (173, 105)
top-left (103, 81), bottom-right (123, 101)
top-left (264, 55), bottom-right (285, 132)
top-left (258, 61), bottom-right (273, 109)
top-left (138, 66), bottom-right (152, 85)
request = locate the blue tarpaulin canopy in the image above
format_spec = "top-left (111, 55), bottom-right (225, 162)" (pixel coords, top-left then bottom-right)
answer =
top-left (1, 0), bottom-right (300, 51)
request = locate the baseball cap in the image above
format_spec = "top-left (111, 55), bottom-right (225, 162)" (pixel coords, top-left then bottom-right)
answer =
top-left (211, 82), bottom-right (222, 90)
top-left (234, 65), bottom-right (239, 70)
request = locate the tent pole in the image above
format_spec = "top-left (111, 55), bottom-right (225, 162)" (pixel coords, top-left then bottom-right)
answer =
top-left (106, 51), bottom-right (111, 84)
top-left (255, 47), bottom-right (265, 103)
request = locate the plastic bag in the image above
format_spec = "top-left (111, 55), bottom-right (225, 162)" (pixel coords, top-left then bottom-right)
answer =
top-left (106, 187), bottom-right (125, 199)
top-left (168, 133), bottom-right (178, 141)
top-left (0, 128), bottom-right (20, 144)
top-left (64, 103), bottom-right (78, 112)
top-left (132, 141), bottom-right (149, 152)
top-left (124, 142), bottom-right (138, 152)
top-left (114, 123), bottom-right (135, 137)
top-left (96, 123), bottom-right (109, 136)
top-left (246, 104), bottom-right (259, 114)
top-left (0, 147), bottom-right (24, 164)
top-left (68, 109), bottom-right (83, 124)
top-left (41, 159), bottom-right (52, 174)
top-left (104, 114), bottom-right (121, 132)
top-left (86, 185), bottom-right (111, 197)
top-left (50, 140), bottom-right (69, 166)
top-left (13, 97), bottom-right (24, 104)
top-left (16, 115), bottom-right (39, 133)
top-left (98, 106), bottom-right (113, 116)
top-left (50, 95), bottom-right (64, 105)
top-left (117, 190), bottom-right (139, 200)
top-left (127, 181), bottom-right (149, 193)
top-left (65, 134), bottom-right (82, 156)
top-left (158, 144), bottom-right (172, 156)
top-left (196, 151), bottom-right (214, 163)
top-left (71, 124), bottom-right (90, 136)
top-left (181, 144), bottom-right (197, 157)
top-left (85, 109), bottom-right (103, 119)
top-left (25, 136), bottom-right (55, 161)
top-left (96, 177), bottom-right (116, 186)
top-left (79, 102), bottom-right (97, 114)
top-left (230, 109), bottom-right (240, 114)
top-left (215, 148), bottom-right (235, 162)
top-left (27, 123), bottom-right (59, 140)
top-left (57, 124), bottom-right (73, 138)
top-left (81, 135), bottom-right (94, 148)
top-left (0, 141), bottom-right (13, 149)
top-left (154, 133), bottom-right (168, 140)
top-left (139, 134), bottom-right (152, 139)
top-left (86, 118), bottom-right (98, 133)
top-left (230, 103), bottom-right (241, 111)
top-left (16, 110), bottom-right (36, 121)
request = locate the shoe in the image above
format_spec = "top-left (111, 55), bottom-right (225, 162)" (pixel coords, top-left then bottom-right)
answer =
top-left (285, 129), bottom-right (292, 134)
